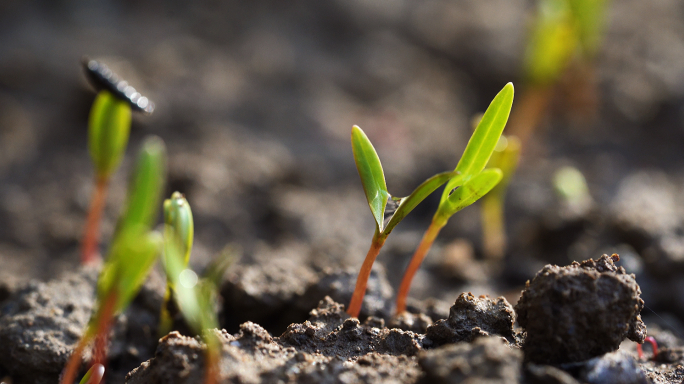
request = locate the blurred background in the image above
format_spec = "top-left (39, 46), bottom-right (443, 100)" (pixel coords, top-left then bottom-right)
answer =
top-left (2, 0), bottom-right (684, 331)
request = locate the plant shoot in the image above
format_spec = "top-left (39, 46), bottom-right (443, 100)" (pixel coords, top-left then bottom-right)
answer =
top-left (395, 83), bottom-right (514, 315)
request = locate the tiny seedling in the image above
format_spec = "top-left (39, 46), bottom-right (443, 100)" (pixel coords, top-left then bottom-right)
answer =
top-left (395, 83), bottom-right (514, 315)
top-left (61, 136), bottom-right (166, 384)
top-left (346, 126), bottom-right (458, 318)
top-left (481, 135), bottom-right (521, 261)
top-left (81, 59), bottom-right (155, 264)
top-left (553, 165), bottom-right (592, 213)
top-left (163, 198), bottom-right (237, 384)
top-left (637, 336), bottom-right (659, 361)
top-left (159, 192), bottom-right (194, 337)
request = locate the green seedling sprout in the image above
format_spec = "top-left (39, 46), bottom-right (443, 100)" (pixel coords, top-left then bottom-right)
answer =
top-left (61, 136), bottom-right (166, 384)
top-left (395, 83), bottom-right (514, 315)
top-left (481, 135), bottom-right (521, 261)
top-left (347, 126), bottom-right (459, 318)
top-left (509, 0), bottom-right (610, 147)
top-left (163, 207), bottom-right (238, 384)
top-left (82, 91), bottom-right (132, 264)
top-left (159, 192), bottom-right (194, 337)
top-left (78, 364), bottom-right (104, 384)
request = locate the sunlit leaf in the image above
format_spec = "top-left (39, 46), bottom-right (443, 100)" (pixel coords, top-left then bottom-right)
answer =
top-left (116, 136), bottom-right (167, 234)
top-left (351, 125), bottom-right (389, 231)
top-left (88, 90), bottom-right (131, 179)
top-left (437, 169), bottom-right (503, 220)
top-left (568, 0), bottom-right (609, 57)
top-left (383, 171), bottom-right (459, 236)
top-left (79, 364), bottom-right (105, 384)
top-left (442, 83), bottom-right (514, 204)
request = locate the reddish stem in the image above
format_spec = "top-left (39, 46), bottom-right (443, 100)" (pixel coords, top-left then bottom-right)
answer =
top-left (637, 336), bottom-right (658, 360)
top-left (82, 176), bottom-right (109, 264)
top-left (395, 220), bottom-right (444, 314)
top-left (347, 233), bottom-right (386, 318)
top-left (93, 291), bottom-right (117, 384)
top-left (60, 334), bottom-right (91, 384)
top-left (204, 345), bottom-right (219, 384)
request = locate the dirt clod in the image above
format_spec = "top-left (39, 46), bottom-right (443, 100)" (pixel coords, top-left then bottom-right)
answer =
top-left (425, 292), bottom-right (516, 346)
top-left (515, 254), bottom-right (646, 364)
top-left (418, 336), bottom-right (523, 384)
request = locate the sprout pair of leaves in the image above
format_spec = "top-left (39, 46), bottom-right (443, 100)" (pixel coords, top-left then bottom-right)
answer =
top-left (62, 136), bottom-right (167, 384)
top-left (394, 83), bottom-right (514, 314)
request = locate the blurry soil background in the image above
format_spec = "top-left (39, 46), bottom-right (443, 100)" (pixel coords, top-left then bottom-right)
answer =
top-left (3, 0), bottom-right (684, 383)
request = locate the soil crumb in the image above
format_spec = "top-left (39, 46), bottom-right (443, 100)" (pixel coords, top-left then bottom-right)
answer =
top-left (515, 254), bottom-right (646, 364)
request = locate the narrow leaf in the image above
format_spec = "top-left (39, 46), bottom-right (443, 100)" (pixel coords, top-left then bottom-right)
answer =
top-left (437, 169), bottom-right (503, 220)
top-left (351, 125), bottom-right (389, 231)
top-left (442, 83), bottom-right (514, 204)
top-left (383, 171), bottom-right (459, 236)
top-left (88, 90), bottom-right (131, 179)
top-left (79, 364), bottom-right (105, 384)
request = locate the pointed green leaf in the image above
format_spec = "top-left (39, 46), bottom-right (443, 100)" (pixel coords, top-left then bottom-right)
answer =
top-left (442, 83), bottom-right (514, 204)
top-left (351, 125), bottom-right (389, 231)
top-left (383, 171), bottom-right (459, 236)
top-left (79, 364), bottom-right (104, 384)
top-left (88, 90), bottom-right (132, 179)
top-left (117, 136), bottom-right (167, 234)
top-left (437, 169), bottom-right (503, 220)
top-left (163, 191), bottom-right (194, 265)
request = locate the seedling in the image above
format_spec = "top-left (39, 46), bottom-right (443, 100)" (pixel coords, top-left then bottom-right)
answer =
top-left (508, 0), bottom-right (610, 146)
top-left (347, 126), bottom-right (459, 318)
top-left (61, 136), bottom-right (166, 384)
top-left (81, 59), bottom-right (155, 264)
top-left (163, 199), bottom-right (237, 384)
top-left (481, 135), bottom-right (521, 261)
top-left (159, 192), bottom-right (194, 337)
top-left (395, 83), bottom-right (514, 315)
top-left (637, 336), bottom-right (659, 360)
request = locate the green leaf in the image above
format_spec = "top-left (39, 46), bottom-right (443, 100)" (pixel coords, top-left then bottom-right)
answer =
top-left (568, 0), bottom-right (609, 57)
top-left (437, 168), bottom-right (503, 221)
top-left (163, 192), bottom-right (194, 265)
top-left (351, 125), bottom-right (389, 231)
top-left (442, 83), bottom-right (514, 204)
top-left (116, 136), bottom-right (167, 234)
top-left (79, 364), bottom-right (104, 384)
top-left (383, 171), bottom-right (459, 236)
top-left (88, 90), bottom-right (132, 179)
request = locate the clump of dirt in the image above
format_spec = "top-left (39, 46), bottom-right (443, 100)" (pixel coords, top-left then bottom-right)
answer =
top-left (425, 292), bottom-right (517, 346)
top-left (126, 297), bottom-right (424, 383)
top-left (515, 254), bottom-right (646, 364)
top-left (418, 336), bottom-right (522, 384)
top-left (0, 266), bottom-right (98, 384)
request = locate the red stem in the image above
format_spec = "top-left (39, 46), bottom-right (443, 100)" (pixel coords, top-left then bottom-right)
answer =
top-left (637, 336), bottom-right (658, 360)
top-left (60, 334), bottom-right (91, 384)
top-left (347, 233), bottom-right (386, 318)
top-left (204, 345), bottom-right (219, 384)
top-left (93, 291), bottom-right (117, 384)
top-left (395, 220), bottom-right (444, 315)
top-left (82, 177), bottom-right (109, 264)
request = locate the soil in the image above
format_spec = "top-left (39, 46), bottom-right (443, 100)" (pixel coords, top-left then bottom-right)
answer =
top-left (3, 0), bottom-right (684, 383)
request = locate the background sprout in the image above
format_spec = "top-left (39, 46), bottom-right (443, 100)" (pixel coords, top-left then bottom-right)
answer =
top-left (395, 83), bottom-right (514, 315)
top-left (347, 125), bottom-right (458, 318)
top-left (163, 226), bottom-right (238, 384)
top-left (61, 136), bottom-right (167, 384)
top-left (481, 135), bottom-right (522, 261)
top-left (159, 191), bottom-right (194, 336)
top-left (553, 165), bottom-right (592, 213)
top-left (81, 90), bottom-right (132, 264)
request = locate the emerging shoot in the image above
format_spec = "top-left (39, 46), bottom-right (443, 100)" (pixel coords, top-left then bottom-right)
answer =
top-left (159, 192), bottom-right (194, 336)
top-left (481, 135), bottom-right (521, 261)
top-left (61, 136), bottom-right (167, 384)
top-left (347, 126), bottom-right (458, 318)
top-left (637, 336), bottom-right (658, 361)
top-left (78, 364), bottom-right (104, 384)
top-left (395, 83), bottom-right (514, 315)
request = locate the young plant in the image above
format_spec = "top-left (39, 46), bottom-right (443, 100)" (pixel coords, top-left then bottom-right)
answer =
top-left (163, 201), bottom-right (237, 384)
top-left (347, 126), bottom-right (459, 318)
top-left (61, 136), bottom-right (167, 384)
top-left (81, 59), bottom-right (155, 264)
top-left (395, 83), bottom-right (514, 315)
top-left (79, 364), bottom-right (104, 384)
top-left (159, 192), bottom-right (194, 337)
top-left (481, 135), bottom-right (521, 261)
